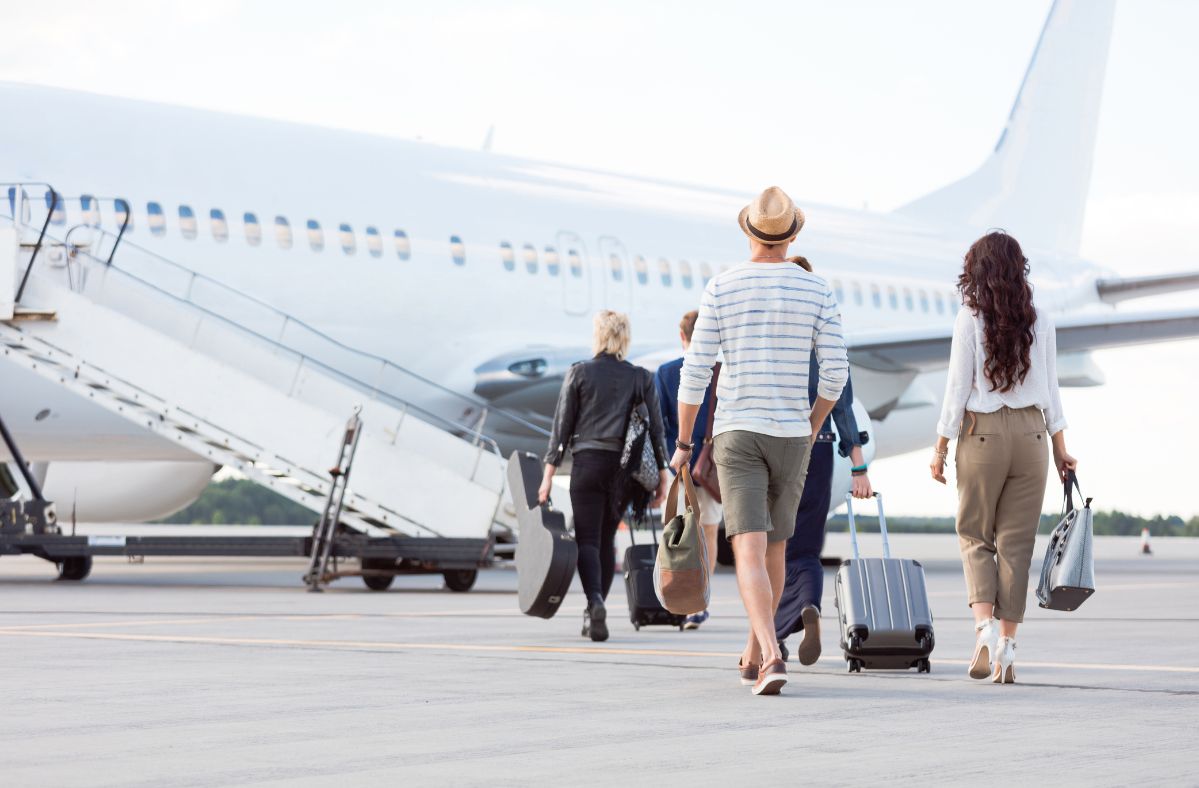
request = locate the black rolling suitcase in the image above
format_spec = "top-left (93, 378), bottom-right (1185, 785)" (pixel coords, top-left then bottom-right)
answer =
top-left (508, 451), bottom-right (577, 619)
top-left (834, 492), bottom-right (935, 673)
top-left (623, 511), bottom-right (687, 631)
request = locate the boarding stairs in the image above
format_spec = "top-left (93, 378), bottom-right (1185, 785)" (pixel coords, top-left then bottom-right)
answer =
top-left (0, 185), bottom-right (539, 574)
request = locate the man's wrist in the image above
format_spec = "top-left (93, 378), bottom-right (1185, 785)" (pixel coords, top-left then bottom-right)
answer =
top-left (676, 439), bottom-right (693, 451)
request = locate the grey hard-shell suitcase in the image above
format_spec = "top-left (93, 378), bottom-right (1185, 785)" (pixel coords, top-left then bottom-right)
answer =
top-left (834, 492), bottom-right (935, 673)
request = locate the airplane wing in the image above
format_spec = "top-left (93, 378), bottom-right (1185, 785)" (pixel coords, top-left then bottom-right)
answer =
top-left (847, 307), bottom-right (1199, 373)
top-left (1097, 271), bottom-right (1199, 304)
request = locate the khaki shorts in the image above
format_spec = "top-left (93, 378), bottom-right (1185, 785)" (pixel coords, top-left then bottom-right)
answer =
top-left (713, 430), bottom-right (811, 543)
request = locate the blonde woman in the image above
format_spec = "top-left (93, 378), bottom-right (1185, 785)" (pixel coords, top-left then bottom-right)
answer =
top-left (540, 310), bottom-right (669, 641)
top-left (932, 231), bottom-right (1078, 683)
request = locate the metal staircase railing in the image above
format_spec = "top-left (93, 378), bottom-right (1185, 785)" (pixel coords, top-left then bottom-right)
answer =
top-left (2, 183), bottom-right (548, 450)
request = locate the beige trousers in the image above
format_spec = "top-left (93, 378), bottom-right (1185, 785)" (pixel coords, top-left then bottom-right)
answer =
top-left (954, 406), bottom-right (1049, 623)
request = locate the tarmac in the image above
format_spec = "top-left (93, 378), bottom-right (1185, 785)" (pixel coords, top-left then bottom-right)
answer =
top-left (1, 532), bottom-right (1197, 786)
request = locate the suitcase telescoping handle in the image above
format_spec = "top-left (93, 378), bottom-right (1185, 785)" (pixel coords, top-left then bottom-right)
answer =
top-left (626, 506), bottom-right (660, 547)
top-left (844, 492), bottom-right (890, 560)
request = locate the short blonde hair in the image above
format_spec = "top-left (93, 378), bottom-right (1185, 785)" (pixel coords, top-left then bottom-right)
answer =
top-left (592, 310), bottom-right (631, 360)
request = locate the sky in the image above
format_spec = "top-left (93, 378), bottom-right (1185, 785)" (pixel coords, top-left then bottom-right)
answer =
top-left (1, 0), bottom-right (1196, 517)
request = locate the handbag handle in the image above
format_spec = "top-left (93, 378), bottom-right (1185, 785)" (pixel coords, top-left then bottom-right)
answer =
top-left (663, 464), bottom-right (702, 525)
top-left (1063, 469), bottom-right (1089, 512)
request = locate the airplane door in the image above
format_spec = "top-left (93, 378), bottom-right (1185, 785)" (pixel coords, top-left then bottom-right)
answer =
top-left (597, 236), bottom-right (632, 313)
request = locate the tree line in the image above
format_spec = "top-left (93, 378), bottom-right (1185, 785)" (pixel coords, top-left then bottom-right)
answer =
top-left (164, 479), bottom-right (1199, 537)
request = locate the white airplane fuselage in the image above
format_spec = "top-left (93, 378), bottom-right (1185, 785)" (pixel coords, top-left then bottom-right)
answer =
top-left (0, 71), bottom-right (1114, 521)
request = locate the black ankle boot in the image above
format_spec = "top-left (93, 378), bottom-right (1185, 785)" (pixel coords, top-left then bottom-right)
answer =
top-left (588, 598), bottom-right (608, 642)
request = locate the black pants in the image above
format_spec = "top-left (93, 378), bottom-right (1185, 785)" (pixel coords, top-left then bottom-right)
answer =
top-left (569, 449), bottom-right (623, 605)
top-left (775, 441), bottom-right (834, 641)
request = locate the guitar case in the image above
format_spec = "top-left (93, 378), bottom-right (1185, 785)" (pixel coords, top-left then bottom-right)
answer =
top-left (508, 451), bottom-right (578, 618)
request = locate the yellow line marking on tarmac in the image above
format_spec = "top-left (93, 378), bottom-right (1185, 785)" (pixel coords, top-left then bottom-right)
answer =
top-left (0, 614), bottom-right (368, 630)
top-left (926, 579), bottom-right (1199, 599)
top-left (1, 628), bottom-right (1197, 674)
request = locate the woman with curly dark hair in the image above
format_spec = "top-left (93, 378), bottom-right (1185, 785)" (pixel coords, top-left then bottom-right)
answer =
top-left (931, 230), bottom-right (1077, 684)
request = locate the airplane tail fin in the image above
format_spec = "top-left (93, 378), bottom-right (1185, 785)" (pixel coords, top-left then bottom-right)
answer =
top-left (897, 0), bottom-right (1117, 254)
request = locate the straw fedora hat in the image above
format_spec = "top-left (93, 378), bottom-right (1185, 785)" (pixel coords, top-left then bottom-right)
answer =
top-left (738, 186), bottom-right (805, 244)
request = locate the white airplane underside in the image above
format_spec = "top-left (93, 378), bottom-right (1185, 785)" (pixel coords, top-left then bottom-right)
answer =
top-left (2, 0), bottom-right (1198, 523)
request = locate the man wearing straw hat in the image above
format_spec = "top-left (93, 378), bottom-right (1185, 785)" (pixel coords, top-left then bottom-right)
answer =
top-left (671, 186), bottom-right (848, 695)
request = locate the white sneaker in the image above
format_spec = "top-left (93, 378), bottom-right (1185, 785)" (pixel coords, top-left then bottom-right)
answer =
top-left (993, 637), bottom-right (1016, 684)
top-left (969, 619), bottom-right (999, 680)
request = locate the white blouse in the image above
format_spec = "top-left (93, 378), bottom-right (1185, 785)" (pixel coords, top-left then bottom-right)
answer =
top-left (936, 306), bottom-right (1068, 440)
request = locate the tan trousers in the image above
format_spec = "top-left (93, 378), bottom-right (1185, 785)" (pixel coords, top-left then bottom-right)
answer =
top-left (955, 406), bottom-right (1049, 623)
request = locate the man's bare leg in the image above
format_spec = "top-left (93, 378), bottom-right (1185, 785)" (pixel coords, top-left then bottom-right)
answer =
top-left (733, 532), bottom-right (781, 667)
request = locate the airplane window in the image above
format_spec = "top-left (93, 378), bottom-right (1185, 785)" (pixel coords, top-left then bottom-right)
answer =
top-left (274, 216), bottom-right (293, 250)
top-left (870, 284), bottom-right (881, 309)
top-left (679, 260), bottom-right (694, 289)
top-left (634, 255), bottom-right (648, 285)
top-left (659, 258), bottom-right (672, 287)
top-left (45, 191), bottom-right (66, 226)
top-left (568, 249), bottom-right (583, 278)
top-left (852, 281), bottom-right (864, 307)
top-left (395, 230), bottom-right (411, 261)
top-left (903, 287), bottom-right (914, 311)
top-left (179, 205), bottom-right (197, 240)
top-left (450, 235), bottom-right (466, 266)
top-left (115, 198), bottom-right (133, 232)
top-left (307, 219), bottom-right (324, 252)
top-left (499, 242), bottom-right (515, 271)
top-left (365, 227), bottom-right (382, 258)
top-left (544, 246), bottom-right (560, 277)
top-left (147, 202), bottom-right (166, 237)
top-left (934, 292), bottom-right (945, 314)
top-left (919, 290), bottom-right (930, 313)
top-left (243, 212), bottom-right (261, 246)
top-left (609, 253), bottom-right (623, 282)
top-left (81, 194), bottom-right (100, 227)
top-left (699, 262), bottom-right (713, 286)
top-left (339, 223), bottom-right (356, 255)
top-left (833, 279), bottom-right (845, 304)
top-left (210, 209), bottom-right (228, 243)
top-left (888, 286), bottom-right (898, 310)
top-left (523, 244), bottom-right (538, 274)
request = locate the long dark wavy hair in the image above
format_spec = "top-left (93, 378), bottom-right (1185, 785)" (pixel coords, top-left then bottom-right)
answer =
top-left (957, 231), bottom-right (1036, 393)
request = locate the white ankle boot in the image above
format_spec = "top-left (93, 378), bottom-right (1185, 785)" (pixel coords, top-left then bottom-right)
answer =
top-left (969, 619), bottom-right (999, 680)
top-left (992, 636), bottom-right (1016, 684)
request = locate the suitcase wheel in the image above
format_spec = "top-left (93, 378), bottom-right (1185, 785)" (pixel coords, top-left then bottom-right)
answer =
top-left (917, 658), bottom-right (932, 674)
top-left (847, 658), bottom-right (863, 673)
top-left (633, 622), bottom-right (640, 631)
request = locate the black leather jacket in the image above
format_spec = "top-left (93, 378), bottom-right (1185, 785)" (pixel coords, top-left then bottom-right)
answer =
top-left (544, 353), bottom-right (668, 469)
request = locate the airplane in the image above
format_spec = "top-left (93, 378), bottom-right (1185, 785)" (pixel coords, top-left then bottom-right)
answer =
top-left (1, 0), bottom-right (1197, 526)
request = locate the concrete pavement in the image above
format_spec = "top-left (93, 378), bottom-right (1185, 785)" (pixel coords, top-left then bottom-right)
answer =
top-left (0, 537), bottom-right (1196, 786)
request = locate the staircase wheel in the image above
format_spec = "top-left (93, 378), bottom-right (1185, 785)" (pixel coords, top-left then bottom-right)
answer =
top-left (362, 573), bottom-right (394, 592)
top-left (361, 558), bottom-right (395, 591)
top-left (443, 569), bottom-right (478, 592)
top-left (56, 556), bottom-right (92, 582)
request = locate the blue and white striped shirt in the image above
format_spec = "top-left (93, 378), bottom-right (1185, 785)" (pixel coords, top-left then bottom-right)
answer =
top-left (678, 262), bottom-right (849, 439)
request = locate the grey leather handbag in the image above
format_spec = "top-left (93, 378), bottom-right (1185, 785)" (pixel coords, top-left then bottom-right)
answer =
top-left (1036, 470), bottom-right (1096, 611)
top-left (620, 373), bottom-right (659, 493)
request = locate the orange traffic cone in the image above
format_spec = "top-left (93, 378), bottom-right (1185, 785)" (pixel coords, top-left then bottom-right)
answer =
top-left (1140, 527), bottom-right (1153, 556)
